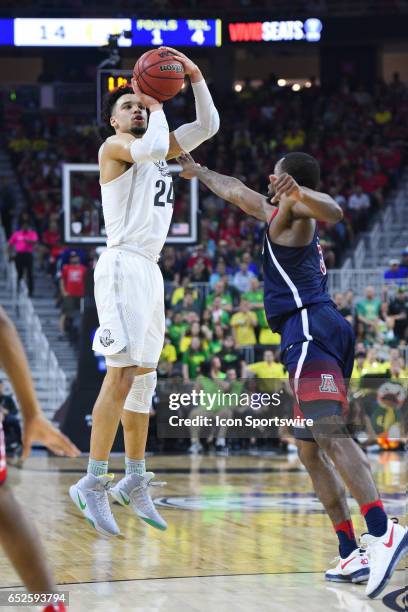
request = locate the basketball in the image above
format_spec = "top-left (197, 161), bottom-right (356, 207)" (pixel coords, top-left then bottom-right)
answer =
top-left (133, 48), bottom-right (185, 102)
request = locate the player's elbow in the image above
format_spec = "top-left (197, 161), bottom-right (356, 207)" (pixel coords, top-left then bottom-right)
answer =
top-left (208, 108), bottom-right (220, 138)
top-left (331, 205), bottom-right (344, 223)
top-left (148, 134), bottom-right (170, 161)
top-left (198, 107), bottom-right (220, 140)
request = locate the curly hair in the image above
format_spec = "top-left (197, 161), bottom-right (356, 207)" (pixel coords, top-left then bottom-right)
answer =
top-left (101, 86), bottom-right (134, 136)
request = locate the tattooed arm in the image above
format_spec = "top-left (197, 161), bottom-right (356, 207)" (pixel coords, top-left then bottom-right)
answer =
top-left (177, 152), bottom-right (273, 222)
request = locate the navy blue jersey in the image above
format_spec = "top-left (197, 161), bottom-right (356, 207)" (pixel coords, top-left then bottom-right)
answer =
top-left (263, 215), bottom-right (332, 334)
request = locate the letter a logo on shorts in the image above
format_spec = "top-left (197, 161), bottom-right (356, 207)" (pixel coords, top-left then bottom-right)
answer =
top-left (319, 374), bottom-right (338, 393)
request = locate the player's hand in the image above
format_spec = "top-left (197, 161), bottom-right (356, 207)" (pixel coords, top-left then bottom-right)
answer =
top-left (269, 173), bottom-right (302, 204)
top-left (21, 415), bottom-right (81, 461)
top-left (159, 47), bottom-right (201, 80)
top-left (131, 78), bottom-right (162, 110)
top-left (177, 152), bottom-right (202, 179)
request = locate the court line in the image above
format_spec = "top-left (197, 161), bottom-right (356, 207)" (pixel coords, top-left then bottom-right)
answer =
top-left (10, 467), bottom-right (304, 475)
top-left (0, 568), bottom-right (404, 590)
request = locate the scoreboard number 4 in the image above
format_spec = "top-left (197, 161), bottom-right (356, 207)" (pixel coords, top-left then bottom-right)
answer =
top-left (191, 30), bottom-right (205, 45)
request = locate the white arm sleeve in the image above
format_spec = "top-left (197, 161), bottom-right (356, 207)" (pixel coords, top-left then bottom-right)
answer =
top-left (173, 79), bottom-right (220, 153)
top-left (130, 109), bottom-right (170, 162)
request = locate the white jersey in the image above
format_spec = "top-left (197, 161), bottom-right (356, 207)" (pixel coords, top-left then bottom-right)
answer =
top-left (99, 145), bottom-right (174, 261)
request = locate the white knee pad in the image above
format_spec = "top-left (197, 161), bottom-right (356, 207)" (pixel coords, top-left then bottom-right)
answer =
top-left (124, 371), bottom-right (157, 413)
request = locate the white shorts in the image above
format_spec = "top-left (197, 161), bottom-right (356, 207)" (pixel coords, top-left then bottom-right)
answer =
top-left (92, 248), bottom-right (165, 368)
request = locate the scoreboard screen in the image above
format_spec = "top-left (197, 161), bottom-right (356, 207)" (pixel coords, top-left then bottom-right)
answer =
top-left (132, 19), bottom-right (221, 47)
top-left (0, 18), bottom-right (221, 47)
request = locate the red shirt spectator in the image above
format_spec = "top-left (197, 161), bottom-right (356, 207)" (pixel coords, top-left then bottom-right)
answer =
top-left (61, 258), bottom-right (87, 297)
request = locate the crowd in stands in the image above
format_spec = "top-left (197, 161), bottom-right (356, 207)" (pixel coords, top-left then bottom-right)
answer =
top-left (1, 74), bottom-right (408, 454)
top-left (2, 0), bottom-right (407, 17)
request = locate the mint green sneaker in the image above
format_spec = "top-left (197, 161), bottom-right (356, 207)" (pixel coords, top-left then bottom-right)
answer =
top-left (69, 473), bottom-right (120, 536)
top-left (110, 472), bottom-right (167, 531)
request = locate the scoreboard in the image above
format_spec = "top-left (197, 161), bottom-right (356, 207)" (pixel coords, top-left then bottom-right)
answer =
top-left (133, 19), bottom-right (221, 47)
top-left (0, 18), bottom-right (222, 47)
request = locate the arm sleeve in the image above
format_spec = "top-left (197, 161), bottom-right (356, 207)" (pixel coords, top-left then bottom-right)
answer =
top-left (130, 109), bottom-right (170, 163)
top-left (173, 79), bottom-right (220, 152)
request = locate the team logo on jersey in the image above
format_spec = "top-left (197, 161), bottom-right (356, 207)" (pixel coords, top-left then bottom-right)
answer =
top-left (319, 374), bottom-right (338, 393)
top-left (100, 329), bottom-right (114, 348)
top-left (154, 160), bottom-right (171, 177)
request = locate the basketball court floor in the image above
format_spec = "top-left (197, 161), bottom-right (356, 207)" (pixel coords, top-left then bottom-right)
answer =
top-left (0, 453), bottom-right (405, 611)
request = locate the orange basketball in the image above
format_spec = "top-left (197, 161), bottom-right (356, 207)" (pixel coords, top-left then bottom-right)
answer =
top-left (133, 48), bottom-right (185, 103)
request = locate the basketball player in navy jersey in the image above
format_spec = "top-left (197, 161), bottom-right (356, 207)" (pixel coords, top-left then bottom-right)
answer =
top-left (177, 151), bottom-right (407, 599)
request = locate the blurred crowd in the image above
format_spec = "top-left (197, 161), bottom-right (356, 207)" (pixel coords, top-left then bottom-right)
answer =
top-left (2, 0), bottom-right (407, 16)
top-left (1, 74), bottom-right (407, 455)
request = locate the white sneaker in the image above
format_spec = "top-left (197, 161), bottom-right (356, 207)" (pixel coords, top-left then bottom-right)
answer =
top-left (325, 548), bottom-right (370, 583)
top-left (361, 518), bottom-right (408, 599)
top-left (69, 473), bottom-right (120, 537)
top-left (110, 472), bottom-right (167, 531)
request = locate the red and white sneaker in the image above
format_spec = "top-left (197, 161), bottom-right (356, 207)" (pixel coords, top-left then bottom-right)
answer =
top-left (325, 548), bottom-right (370, 583)
top-left (361, 518), bottom-right (408, 599)
top-left (43, 603), bottom-right (66, 612)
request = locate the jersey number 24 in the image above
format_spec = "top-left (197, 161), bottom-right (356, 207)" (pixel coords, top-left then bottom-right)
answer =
top-left (154, 180), bottom-right (174, 207)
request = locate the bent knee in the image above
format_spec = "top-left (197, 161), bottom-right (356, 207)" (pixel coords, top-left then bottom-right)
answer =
top-left (105, 366), bottom-right (137, 396)
top-left (296, 440), bottom-right (322, 468)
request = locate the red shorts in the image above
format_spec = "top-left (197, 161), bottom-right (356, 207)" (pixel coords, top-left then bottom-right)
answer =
top-left (0, 421), bottom-right (7, 485)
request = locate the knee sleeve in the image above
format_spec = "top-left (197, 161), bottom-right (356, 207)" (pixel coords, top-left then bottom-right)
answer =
top-left (123, 371), bottom-right (157, 414)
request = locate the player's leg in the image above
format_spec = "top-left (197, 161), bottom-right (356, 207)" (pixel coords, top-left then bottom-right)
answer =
top-left (110, 292), bottom-right (168, 530)
top-left (296, 437), bottom-right (369, 583)
top-left (306, 405), bottom-right (408, 598)
top-left (70, 363), bottom-right (138, 536)
top-left (0, 483), bottom-right (55, 592)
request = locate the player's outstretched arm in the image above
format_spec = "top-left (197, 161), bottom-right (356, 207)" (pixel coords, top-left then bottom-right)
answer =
top-left (177, 152), bottom-right (271, 222)
top-left (0, 306), bottom-right (80, 460)
top-left (270, 173), bottom-right (343, 223)
top-left (165, 47), bottom-right (220, 160)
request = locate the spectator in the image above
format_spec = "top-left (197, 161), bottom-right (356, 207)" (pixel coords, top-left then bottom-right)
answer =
top-left (388, 288), bottom-right (408, 342)
top-left (182, 338), bottom-right (208, 383)
top-left (356, 286), bottom-right (382, 329)
top-left (59, 251), bottom-right (87, 337)
top-left (243, 277), bottom-right (263, 311)
top-left (230, 299), bottom-right (258, 348)
top-left (399, 247), bottom-right (408, 276)
top-left (246, 350), bottom-right (287, 379)
top-left (233, 260), bottom-right (256, 293)
top-left (179, 321), bottom-right (211, 354)
top-left (208, 324), bottom-right (225, 355)
top-left (334, 292), bottom-right (353, 324)
top-left (209, 296), bottom-right (231, 329)
top-left (0, 380), bottom-right (22, 457)
top-left (384, 259), bottom-right (408, 284)
top-left (209, 259), bottom-right (229, 289)
top-left (0, 177), bottom-right (14, 239)
top-left (188, 359), bottom-right (231, 455)
top-left (168, 311), bottom-right (188, 351)
top-left (206, 280), bottom-right (233, 312)
top-left (173, 291), bottom-right (201, 317)
top-left (347, 185), bottom-right (371, 231)
top-left (218, 335), bottom-right (244, 374)
top-left (158, 335), bottom-right (177, 378)
top-left (8, 220), bottom-right (38, 296)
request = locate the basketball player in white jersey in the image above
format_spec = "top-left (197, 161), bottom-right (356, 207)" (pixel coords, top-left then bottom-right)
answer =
top-left (70, 47), bottom-right (219, 535)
